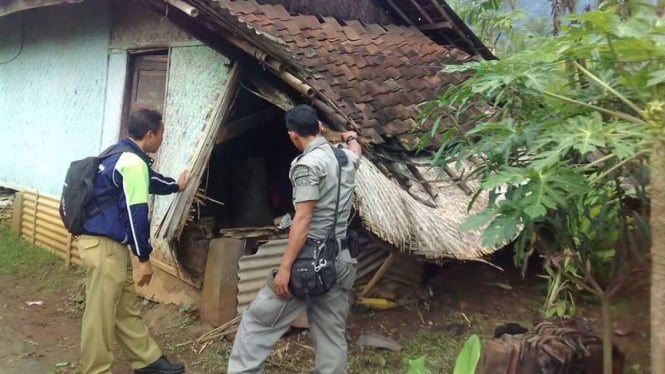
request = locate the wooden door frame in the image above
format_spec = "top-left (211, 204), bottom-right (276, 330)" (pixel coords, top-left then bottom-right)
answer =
top-left (119, 49), bottom-right (169, 139)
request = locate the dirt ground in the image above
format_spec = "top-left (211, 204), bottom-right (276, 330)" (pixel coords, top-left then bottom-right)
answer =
top-left (0, 247), bottom-right (652, 373)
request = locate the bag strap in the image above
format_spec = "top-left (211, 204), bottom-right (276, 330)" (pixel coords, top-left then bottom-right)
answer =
top-left (86, 144), bottom-right (139, 217)
top-left (327, 145), bottom-right (344, 241)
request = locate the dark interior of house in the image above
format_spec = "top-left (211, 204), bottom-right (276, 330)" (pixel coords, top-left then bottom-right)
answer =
top-left (176, 81), bottom-right (299, 279)
top-left (203, 89), bottom-right (297, 233)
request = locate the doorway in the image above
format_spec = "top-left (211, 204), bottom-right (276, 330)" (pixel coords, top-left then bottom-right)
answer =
top-left (120, 51), bottom-right (168, 139)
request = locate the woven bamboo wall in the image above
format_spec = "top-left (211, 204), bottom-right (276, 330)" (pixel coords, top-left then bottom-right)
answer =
top-left (12, 191), bottom-right (80, 266)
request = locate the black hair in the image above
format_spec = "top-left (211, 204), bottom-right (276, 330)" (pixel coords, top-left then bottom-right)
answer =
top-left (285, 104), bottom-right (319, 137)
top-left (128, 109), bottom-right (163, 140)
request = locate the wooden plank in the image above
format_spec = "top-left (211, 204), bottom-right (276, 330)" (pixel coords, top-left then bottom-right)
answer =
top-left (21, 217), bottom-right (69, 239)
top-left (22, 210), bottom-right (62, 229)
top-left (23, 193), bottom-right (60, 210)
top-left (150, 256), bottom-right (200, 289)
top-left (360, 250), bottom-right (397, 298)
top-left (157, 62), bottom-right (240, 241)
top-left (200, 238), bottom-right (243, 325)
top-left (36, 211), bottom-right (66, 229)
top-left (418, 21), bottom-right (452, 31)
top-left (21, 224), bottom-right (69, 247)
top-left (216, 107), bottom-right (274, 144)
top-left (11, 192), bottom-right (23, 234)
top-left (22, 201), bottom-right (60, 218)
top-left (35, 238), bottom-right (68, 259)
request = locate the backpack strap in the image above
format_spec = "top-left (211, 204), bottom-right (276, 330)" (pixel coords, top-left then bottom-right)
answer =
top-left (85, 144), bottom-right (139, 218)
top-left (326, 145), bottom-right (349, 241)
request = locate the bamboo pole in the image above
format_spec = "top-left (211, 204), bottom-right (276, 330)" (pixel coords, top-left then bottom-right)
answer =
top-left (31, 192), bottom-right (38, 245)
top-left (312, 99), bottom-right (349, 131)
top-left (360, 250), bottom-right (397, 298)
top-left (279, 71), bottom-right (315, 98)
top-left (11, 192), bottom-right (23, 234)
top-left (166, 0), bottom-right (199, 17)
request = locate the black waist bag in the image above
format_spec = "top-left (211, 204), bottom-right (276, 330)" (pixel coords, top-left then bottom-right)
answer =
top-left (289, 145), bottom-right (347, 299)
top-left (289, 238), bottom-right (339, 299)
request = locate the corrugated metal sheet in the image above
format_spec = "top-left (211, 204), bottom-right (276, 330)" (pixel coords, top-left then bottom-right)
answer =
top-left (14, 192), bottom-right (80, 266)
top-left (13, 191), bottom-right (190, 284)
top-left (236, 239), bottom-right (287, 314)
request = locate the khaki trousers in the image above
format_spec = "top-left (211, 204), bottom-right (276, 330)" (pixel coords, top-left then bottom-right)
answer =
top-left (228, 253), bottom-right (357, 374)
top-left (78, 235), bottom-right (162, 374)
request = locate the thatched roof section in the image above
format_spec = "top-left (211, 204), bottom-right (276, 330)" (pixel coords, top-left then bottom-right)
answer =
top-left (355, 157), bottom-right (492, 260)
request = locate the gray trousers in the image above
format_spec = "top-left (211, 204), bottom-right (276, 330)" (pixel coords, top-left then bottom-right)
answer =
top-left (228, 254), bottom-right (357, 374)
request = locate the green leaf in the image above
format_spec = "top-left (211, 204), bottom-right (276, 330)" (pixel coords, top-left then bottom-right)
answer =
top-left (480, 167), bottom-right (525, 190)
top-left (453, 335), bottom-right (481, 374)
top-left (407, 356), bottom-right (432, 374)
top-left (523, 203), bottom-right (547, 220)
top-left (481, 213), bottom-right (522, 248)
top-left (460, 208), bottom-right (496, 233)
top-left (646, 69), bottom-right (665, 87)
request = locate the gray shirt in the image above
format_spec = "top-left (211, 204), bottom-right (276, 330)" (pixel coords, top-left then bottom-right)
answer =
top-left (289, 136), bottom-right (360, 240)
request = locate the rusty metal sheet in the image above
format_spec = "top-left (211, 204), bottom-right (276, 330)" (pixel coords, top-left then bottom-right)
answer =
top-left (236, 239), bottom-right (287, 314)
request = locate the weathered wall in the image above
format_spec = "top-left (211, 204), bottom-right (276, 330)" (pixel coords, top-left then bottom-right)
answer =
top-left (100, 52), bottom-right (127, 149)
top-left (0, 0), bottom-right (111, 196)
top-left (110, 0), bottom-right (195, 49)
top-left (150, 45), bottom-right (232, 247)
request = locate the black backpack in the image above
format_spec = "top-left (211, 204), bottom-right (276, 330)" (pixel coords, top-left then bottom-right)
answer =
top-left (59, 144), bottom-right (135, 235)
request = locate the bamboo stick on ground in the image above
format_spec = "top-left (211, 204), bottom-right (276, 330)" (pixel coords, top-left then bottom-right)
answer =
top-left (197, 315), bottom-right (241, 343)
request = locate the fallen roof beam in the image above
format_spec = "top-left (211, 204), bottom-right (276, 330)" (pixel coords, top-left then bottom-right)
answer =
top-left (407, 0), bottom-right (435, 24)
top-left (417, 21), bottom-right (452, 31)
top-left (426, 0), bottom-right (477, 52)
top-left (216, 107), bottom-right (276, 144)
top-left (426, 0), bottom-right (496, 60)
top-left (385, 0), bottom-right (415, 26)
top-left (165, 0), bottom-right (199, 17)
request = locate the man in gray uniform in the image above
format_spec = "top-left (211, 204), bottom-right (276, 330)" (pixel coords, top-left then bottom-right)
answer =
top-left (228, 104), bottom-right (362, 374)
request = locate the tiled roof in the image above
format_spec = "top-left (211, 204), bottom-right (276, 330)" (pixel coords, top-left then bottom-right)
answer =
top-left (194, 0), bottom-right (474, 149)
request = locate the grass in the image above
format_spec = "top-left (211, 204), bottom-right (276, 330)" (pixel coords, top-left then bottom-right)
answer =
top-left (0, 224), bottom-right (61, 275)
top-left (0, 224), bottom-right (83, 294)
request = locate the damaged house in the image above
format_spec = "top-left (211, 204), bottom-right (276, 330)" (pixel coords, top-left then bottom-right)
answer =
top-left (0, 0), bottom-right (497, 324)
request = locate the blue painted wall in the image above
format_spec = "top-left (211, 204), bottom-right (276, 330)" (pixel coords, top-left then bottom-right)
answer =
top-left (0, 1), bottom-right (111, 196)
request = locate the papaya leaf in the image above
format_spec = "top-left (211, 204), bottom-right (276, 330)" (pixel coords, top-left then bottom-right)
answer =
top-left (406, 356), bottom-right (432, 374)
top-left (453, 335), bottom-right (481, 374)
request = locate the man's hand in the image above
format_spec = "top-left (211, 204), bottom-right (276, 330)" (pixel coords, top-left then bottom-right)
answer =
top-left (340, 131), bottom-right (358, 143)
top-left (273, 266), bottom-right (291, 299)
top-left (177, 170), bottom-right (189, 192)
top-left (340, 131), bottom-right (361, 156)
top-left (137, 260), bottom-right (153, 287)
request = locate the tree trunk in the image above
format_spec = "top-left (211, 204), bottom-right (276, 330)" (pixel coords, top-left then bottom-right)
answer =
top-left (601, 297), bottom-right (613, 374)
top-left (651, 143), bottom-right (665, 374)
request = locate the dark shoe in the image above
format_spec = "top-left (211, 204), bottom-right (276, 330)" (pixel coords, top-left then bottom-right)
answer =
top-left (135, 355), bottom-right (185, 374)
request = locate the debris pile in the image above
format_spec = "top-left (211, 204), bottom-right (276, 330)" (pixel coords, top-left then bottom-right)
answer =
top-left (0, 188), bottom-right (15, 224)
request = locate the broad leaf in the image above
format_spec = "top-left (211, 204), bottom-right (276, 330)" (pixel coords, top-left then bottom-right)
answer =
top-left (453, 335), bottom-right (482, 374)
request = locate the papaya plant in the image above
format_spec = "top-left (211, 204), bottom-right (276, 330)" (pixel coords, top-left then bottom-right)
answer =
top-left (419, 2), bottom-right (664, 373)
